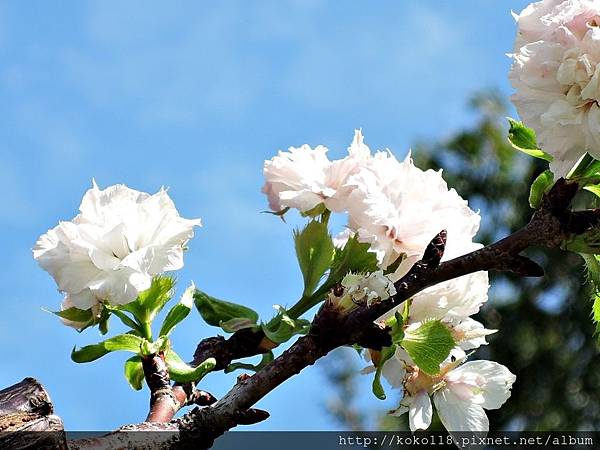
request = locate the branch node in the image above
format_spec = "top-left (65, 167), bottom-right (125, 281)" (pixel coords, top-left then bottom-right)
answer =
top-left (422, 229), bottom-right (447, 269)
top-left (237, 373), bottom-right (252, 383)
top-left (232, 408), bottom-right (270, 425)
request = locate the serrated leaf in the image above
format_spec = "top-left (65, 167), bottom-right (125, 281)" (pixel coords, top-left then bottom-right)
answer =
top-left (194, 290), bottom-right (258, 328)
top-left (583, 254), bottom-right (600, 288)
top-left (165, 349), bottom-right (216, 383)
top-left (330, 235), bottom-right (379, 280)
top-left (320, 235), bottom-right (379, 297)
top-left (372, 345), bottom-right (396, 400)
top-left (401, 320), bottom-right (455, 376)
top-left (124, 355), bottom-right (145, 391)
top-left (529, 170), bottom-right (554, 209)
top-left (582, 254), bottom-right (600, 342)
top-left (294, 220), bottom-right (334, 297)
top-left (225, 351), bottom-right (274, 374)
top-left (593, 292), bottom-right (600, 337)
top-left (507, 118), bottom-right (553, 162)
top-left (71, 333), bottom-right (143, 363)
top-left (121, 276), bottom-right (175, 324)
top-left (159, 283), bottom-right (194, 337)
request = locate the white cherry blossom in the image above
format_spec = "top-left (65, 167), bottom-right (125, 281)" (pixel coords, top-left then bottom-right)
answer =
top-left (34, 181), bottom-right (200, 310)
top-left (390, 351), bottom-right (516, 432)
top-left (344, 151), bottom-right (481, 278)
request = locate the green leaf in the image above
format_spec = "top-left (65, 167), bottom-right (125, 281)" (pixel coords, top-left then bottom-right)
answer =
top-left (314, 234), bottom-right (379, 300)
top-left (299, 203), bottom-right (327, 218)
top-left (564, 229), bottom-right (600, 254)
top-left (294, 220), bottom-right (334, 297)
top-left (45, 305), bottom-right (108, 333)
top-left (583, 254), bottom-right (600, 287)
top-left (372, 345), bottom-right (396, 400)
top-left (401, 320), bottom-right (455, 376)
top-left (219, 317), bottom-right (259, 333)
top-left (507, 118), bottom-right (553, 162)
top-left (139, 335), bottom-right (169, 356)
top-left (328, 235), bottom-right (379, 284)
top-left (225, 351), bottom-right (274, 374)
top-left (593, 292), bottom-right (600, 337)
top-left (529, 170), bottom-right (554, 209)
top-left (286, 234), bottom-right (380, 317)
top-left (568, 153), bottom-right (595, 180)
top-left (71, 333), bottom-right (144, 363)
top-left (582, 254), bottom-right (600, 341)
top-left (164, 349), bottom-right (216, 383)
top-left (263, 206), bottom-right (291, 220)
top-left (158, 283), bottom-right (194, 337)
top-left (51, 307), bottom-right (94, 323)
top-left (262, 305), bottom-right (311, 344)
top-left (124, 355), bottom-right (145, 391)
top-left (121, 276), bottom-right (175, 324)
top-left (98, 307), bottom-right (111, 335)
top-left (585, 185), bottom-right (600, 198)
top-left (104, 305), bottom-right (143, 335)
top-left (194, 290), bottom-right (259, 328)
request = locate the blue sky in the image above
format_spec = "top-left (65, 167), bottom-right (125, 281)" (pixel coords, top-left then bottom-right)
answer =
top-left (0, 0), bottom-right (531, 431)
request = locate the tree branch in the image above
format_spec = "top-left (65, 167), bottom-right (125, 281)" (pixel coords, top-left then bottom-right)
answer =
top-left (4, 178), bottom-right (598, 449)
top-left (173, 178), bottom-right (595, 447)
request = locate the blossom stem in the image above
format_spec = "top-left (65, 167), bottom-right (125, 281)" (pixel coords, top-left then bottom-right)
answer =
top-left (286, 295), bottom-right (313, 319)
top-left (142, 322), bottom-right (153, 341)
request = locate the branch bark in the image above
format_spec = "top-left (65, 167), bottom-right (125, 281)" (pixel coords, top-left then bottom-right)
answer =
top-left (3, 178), bottom-right (597, 449)
top-left (0, 378), bottom-right (66, 450)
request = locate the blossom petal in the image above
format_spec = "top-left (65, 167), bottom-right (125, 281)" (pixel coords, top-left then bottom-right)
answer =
top-left (409, 390), bottom-right (433, 432)
top-left (457, 361), bottom-right (516, 410)
top-left (434, 388), bottom-right (489, 432)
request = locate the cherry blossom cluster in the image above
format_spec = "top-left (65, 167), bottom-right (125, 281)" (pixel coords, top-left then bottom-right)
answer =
top-left (262, 131), bottom-right (515, 432)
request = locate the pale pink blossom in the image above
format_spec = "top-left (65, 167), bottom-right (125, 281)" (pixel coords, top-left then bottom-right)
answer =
top-left (510, 0), bottom-right (600, 176)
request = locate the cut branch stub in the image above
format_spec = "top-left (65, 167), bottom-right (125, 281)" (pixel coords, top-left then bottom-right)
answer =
top-left (0, 378), bottom-right (66, 450)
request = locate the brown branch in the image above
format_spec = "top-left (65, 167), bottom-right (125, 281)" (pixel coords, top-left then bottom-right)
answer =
top-left (142, 353), bottom-right (217, 424)
top-left (173, 178), bottom-right (598, 447)
top-left (142, 329), bottom-right (271, 423)
top-left (6, 178), bottom-right (600, 449)
top-left (0, 378), bottom-right (66, 449)
top-left (142, 353), bottom-right (178, 423)
top-left (177, 333), bottom-right (330, 448)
